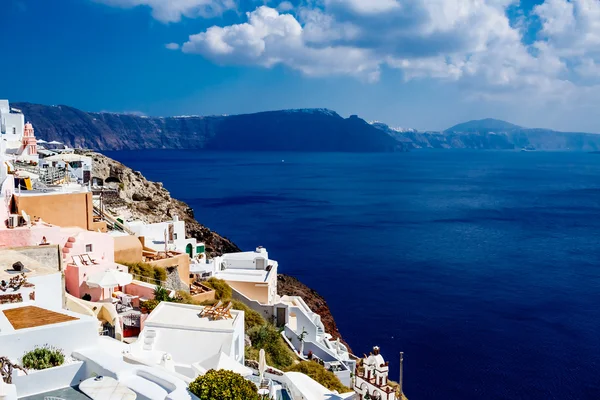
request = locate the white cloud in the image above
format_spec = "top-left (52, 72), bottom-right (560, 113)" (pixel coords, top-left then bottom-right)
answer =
top-left (182, 6), bottom-right (381, 81)
top-left (277, 1), bottom-right (294, 12)
top-left (98, 0), bottom-right (600, 103)
top-left (165, 42), bottom-right (180, 50)
top-left (93, 0), bottom-right (236, 23)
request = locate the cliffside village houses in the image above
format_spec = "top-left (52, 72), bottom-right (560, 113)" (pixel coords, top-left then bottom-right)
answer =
top-left (0, 100), bottom-right (406, 400)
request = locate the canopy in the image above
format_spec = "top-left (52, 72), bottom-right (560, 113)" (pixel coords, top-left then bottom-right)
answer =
top-left (194, 352), bottom-right (252, 377)
top-left (47, 140), bottom-right (63, 145)
top-left (86, 269), bottom-right (133, 288)
top-left (37, 139), bottom-right (47, 143)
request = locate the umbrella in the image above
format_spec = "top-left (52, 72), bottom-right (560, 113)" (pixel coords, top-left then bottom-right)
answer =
top-left (37, 139), bottom-right (47, 143)
top-left (259, 348), bottom-right (266, 385)
top-left (47, 140), bottom-right (62, 145)
top-left (86, 269), bottom-right (133, 288)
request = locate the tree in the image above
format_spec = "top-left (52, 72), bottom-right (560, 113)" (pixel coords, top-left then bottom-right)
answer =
top-left (188, 369), bottom-right (259, 400)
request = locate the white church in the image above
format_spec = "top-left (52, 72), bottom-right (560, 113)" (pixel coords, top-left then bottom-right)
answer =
top-left (354, 346), bottom-right (405, 400)
top-left (0, 100), bottom-right (39, 163)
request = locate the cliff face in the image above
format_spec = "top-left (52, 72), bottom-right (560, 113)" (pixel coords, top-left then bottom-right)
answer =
top-left (88, 151), bottom-right (239, 256)
top-left (373, 119), bottom-right (600, 151)
top-left (277, 274), bottom-right (352, 353)
top-left (16, 103), bottom-right (405, 153)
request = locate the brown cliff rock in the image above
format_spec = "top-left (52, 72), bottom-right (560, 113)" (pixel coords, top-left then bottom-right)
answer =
top-left (277, 274), bottom-right (352, 353)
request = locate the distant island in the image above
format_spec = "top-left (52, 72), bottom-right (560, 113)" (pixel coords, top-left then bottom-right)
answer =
top-left (13, 102), bottom-right (600, 152)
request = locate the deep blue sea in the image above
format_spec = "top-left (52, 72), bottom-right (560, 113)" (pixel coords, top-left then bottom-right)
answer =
top-left (106, 150), bottom-right (600, 400)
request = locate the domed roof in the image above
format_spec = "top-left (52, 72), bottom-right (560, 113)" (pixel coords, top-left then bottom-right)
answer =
top-left (24, 122), bottom-right (33, 129)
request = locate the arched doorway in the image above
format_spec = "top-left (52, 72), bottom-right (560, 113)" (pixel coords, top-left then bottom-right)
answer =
top-left (186, 243), bottom-right (193, 257)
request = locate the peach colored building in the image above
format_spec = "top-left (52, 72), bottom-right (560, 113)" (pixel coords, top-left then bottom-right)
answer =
top-left (13, 191), bottom-right (107, 232)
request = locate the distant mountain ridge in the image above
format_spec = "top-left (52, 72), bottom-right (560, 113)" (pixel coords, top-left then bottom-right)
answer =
top-left (12, 102), bottom-right (600, 151)
top-left (14, 103), bottom-right (404, 152)
top-left (371, 118), bottom-right (600, 151)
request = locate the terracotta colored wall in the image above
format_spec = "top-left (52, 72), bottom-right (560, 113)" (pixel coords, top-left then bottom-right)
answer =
top-left (124, 281), bottom-right (158, 307)
top-left (114, 236), bottom-right (143, 264)
top-left (191, 290), bottom-right (215, 303)
top-left (148, 252), bottom-right (191, 284)
top-left (226, 280), bottom-right (269, 304)
top-left (14, 192), bottom-right (106, 232)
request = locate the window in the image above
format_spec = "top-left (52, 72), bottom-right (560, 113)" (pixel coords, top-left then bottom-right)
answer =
top-left (85, 244), bottom-right (93, 253)
top-left (173, 233), bottom-right (178, 240)
top-left (12, 127), bottom-right (16, 135)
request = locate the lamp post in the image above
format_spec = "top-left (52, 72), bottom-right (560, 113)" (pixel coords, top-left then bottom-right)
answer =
top-left (399, 352), bottom-right (404, 398)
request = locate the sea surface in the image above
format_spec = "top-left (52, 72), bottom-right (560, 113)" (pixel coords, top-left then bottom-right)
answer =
top-left (106, 150), bottom-right (600, 400)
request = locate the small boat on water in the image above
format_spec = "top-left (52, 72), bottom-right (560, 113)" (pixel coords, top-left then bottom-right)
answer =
top-left (521, 145), bottom-right (535, 152)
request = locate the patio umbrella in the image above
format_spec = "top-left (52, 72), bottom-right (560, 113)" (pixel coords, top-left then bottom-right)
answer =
top-left (259, 348), bottom-right (266, 385)
top-left (37, 139), bottom-right (47, 144)
top-left (48, 140), bottom-right (62, 145)
top-left (86, 269), bottom-right (133, 288)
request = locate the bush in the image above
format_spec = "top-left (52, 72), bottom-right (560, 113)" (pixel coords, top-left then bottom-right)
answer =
top-left (247, 324), bottom-right (294, 369)
top-left (153, 285), bottom-right (170, 302)
top-left (140, 299), bottom-right (160, 312)
top-left (22, 345), bottom-right (65, 370)
top-left (286, 361), bottom-right (349, 393)
top-left (188, 369), bottom-right (259, 400)
top-left (120, 262), bottom-right (167, 284)
top-left (230, 300), bottom-right (265, 331)
top-left (204, 278), bottom-right (232, 300)
top-left (175, 290), bottom-right (196, 304)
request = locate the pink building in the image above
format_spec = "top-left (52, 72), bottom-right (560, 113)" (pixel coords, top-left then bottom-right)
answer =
top-left (20, 122), bottom-right (37, 158)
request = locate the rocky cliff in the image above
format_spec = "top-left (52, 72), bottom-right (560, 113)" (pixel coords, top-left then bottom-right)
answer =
top-left (16, 103), bottom-right (405, 153)
top-left (88, 151), bottom-right (239, 256)
top-left (90, 151), bottom-right (351, 348)
top-left (277, 274), bottom-right (352, 353)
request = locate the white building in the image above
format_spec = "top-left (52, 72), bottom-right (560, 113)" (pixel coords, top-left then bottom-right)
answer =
top-left (353, 346), bottom-right (402, 400)
top-left (0, 100), bottom-right (39, 163)
top-left (126, 215), bottom-right (205, 259)
top-left (193, 246), bottom-right (356, 387)
top-left (39, 153), bottom-right (93, 184)
top-left (125, 302), bottom-right (247, 382)
top-left (0, 246), bottom-right (196, 400)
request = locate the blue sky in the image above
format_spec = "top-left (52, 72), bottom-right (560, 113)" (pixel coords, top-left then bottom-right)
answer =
top-left (2, 0), bottom-right (600, 132)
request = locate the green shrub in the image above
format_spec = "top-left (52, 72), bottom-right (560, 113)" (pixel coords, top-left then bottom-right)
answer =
top-left (140, 299), bottom-right (160, 312)
top-left (286, 361), bottom-right (349, 393)
top-left (120, 262), bottom-right (167, 284)
top-left (175, 290), bottom-right (196, 304)
top-left (188, 369), bottom-right (259, 400)
top-left (153, 285), bottom-right (170, 302)
top-left (247, 324), bottom-right (294, 369)
top-left (204, 278), bottom-right (232, 300)
top-left (22, 345), bottom-right (65, 370)
top-left (230, 300), bottom-right (265, 331)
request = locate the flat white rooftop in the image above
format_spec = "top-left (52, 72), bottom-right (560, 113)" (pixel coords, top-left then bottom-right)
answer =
top-left (214, 268), bottom-right (272, 283)
top-left (144, 302), bottom-right (241, 332)
top-left (0, 249), bottom-right (58, 281)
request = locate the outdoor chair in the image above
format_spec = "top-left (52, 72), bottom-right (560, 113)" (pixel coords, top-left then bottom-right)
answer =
top-left (71, 256), bottom-right (85, 268)
top-left (199, 300), bottom-right (222, 317)
top-left (117, 295), bottom-right (133, 313)
top-left (81, 253), bottom-right (100, 265)
top-left (212, 302), bottom-right (233, 320)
